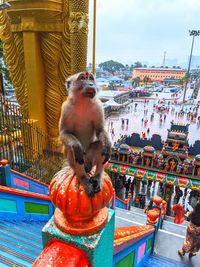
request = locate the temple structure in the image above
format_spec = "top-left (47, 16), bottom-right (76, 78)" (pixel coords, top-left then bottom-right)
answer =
top-left (0, 0), bottom-right (89, 139)
top-left (106, 121), bottom-right (200, 214)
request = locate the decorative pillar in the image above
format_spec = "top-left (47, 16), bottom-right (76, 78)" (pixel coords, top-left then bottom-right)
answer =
top-left (0, 0), bottom-right (89, 139)
top-left (69, 0), bottom-right (89, 74)
top-left (22, 22), bottom-right (46, 133)
top-left (40, 167), bottom-right (115, 267)
top-left (0, 160), bottom-right (11, 186)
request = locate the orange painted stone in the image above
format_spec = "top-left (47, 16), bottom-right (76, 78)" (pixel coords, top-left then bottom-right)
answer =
top-left (114, 225), bottom-right (154, 246)
top-left (0, 159), bottom-right (8, 166)
top-left (49, 167), bottom-right (113, 235)
top-left (153, 195), bottom-right (163, 206)
top-left (32, 240), bottom-right (91, 267)
top-left (147, 209), bottom-right (159, 224)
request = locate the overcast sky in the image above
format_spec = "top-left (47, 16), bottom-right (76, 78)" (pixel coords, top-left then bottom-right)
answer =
top-left (87, 0), bottom-right (200, 66)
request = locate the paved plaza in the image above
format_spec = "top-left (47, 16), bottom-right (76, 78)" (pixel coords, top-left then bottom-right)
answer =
top-left (105, 88), bottom-right (200, 146)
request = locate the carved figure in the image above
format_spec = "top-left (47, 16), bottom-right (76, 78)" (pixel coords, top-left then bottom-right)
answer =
top-left (145, 157), bottom-right (150, 166)
top-left (164, 162), bottom-right (169, 171)
top-left (172, 142), bottom-right (179, 151)
top-left (59, 72), bottom-right (111, 197)
top-left (170, 159), bottom-right (176, 171)
top-left (197, 167), bottom-right (200, 177)
top-left (176, 164), bottom-right (182, 174)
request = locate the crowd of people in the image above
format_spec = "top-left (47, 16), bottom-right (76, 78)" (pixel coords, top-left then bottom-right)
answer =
top-left (106, 94), bottom-right (200, 259)
top-left (106, 97), bottom-right (200, 146)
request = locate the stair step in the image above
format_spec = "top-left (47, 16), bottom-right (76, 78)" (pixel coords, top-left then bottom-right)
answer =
top-left (0, 244), bottom-right (34, 263)
top-left (0, 220), bottom-right (47, 266)
top-left (0, 239), bottom-right (39, 257)
top-left (0, 254), bottom-right (28, 267)
top-left (0, 229), bottom-right (42, 250)
top-left (0, 221), bottom-right (43, 238)
top-left (0, 248), bottom-right (32, 267)
top-left (0, 225), bottom-right (42, 244)
top-left (144, 254), bottom-right (191, 267)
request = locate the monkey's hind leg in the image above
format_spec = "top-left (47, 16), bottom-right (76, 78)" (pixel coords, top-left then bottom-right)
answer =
top-left (68, 147), bottom-right (95, 197)
top-left (85, 141), bottom-right (105, 193)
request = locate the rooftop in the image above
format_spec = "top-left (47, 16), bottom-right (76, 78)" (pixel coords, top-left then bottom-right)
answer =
top-left (134, 67), bottom-right (186, 71)
top-left (98, 90), bottom-right (129, 99)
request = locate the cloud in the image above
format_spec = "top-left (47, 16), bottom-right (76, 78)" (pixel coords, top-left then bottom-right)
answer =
top-left (87, 0), bottom-right (200, 65)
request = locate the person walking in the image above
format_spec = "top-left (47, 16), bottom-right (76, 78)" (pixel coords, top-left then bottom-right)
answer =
top-left (178, 202), bottom-right (200, 258)
top-left (111, 127), bottom-right (115, 139)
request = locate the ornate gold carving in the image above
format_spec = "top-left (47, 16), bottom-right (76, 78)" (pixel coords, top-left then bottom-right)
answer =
top-left (58, 0), bottom-right (71, 96)
top-left (70, 1), bottom-right (88, 12)
top-left (11, 22), bottom-right (63, 32)
top-left (0, 0), bottom-right (89, 138)
top-left (40, 32), bottom-right (63, 137)
top-left (69, 12), bottom-right (88, 34)
top-left (0, 11), bottom-right (28, 116)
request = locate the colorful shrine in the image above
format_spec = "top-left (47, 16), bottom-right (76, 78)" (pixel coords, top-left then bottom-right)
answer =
top-left (106, 122), bottom-right (200, 191)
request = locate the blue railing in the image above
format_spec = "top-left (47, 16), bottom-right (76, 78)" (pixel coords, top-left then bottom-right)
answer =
top-left (113, 230), bottom-right (155, 267)
top-left (0, 185), bottom-right (54, 221)
top-left (115, 197), bottom-right (128, 209)
top-left (0, 161), bottom-right (49, 195)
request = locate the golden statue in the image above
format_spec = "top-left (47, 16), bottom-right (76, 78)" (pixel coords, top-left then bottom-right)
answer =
top-left (0, 0), bottom-right (89, 139)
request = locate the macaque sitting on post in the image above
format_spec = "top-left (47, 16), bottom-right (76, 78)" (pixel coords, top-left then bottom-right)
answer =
top-left (59, 72), bottom-right (111, 197)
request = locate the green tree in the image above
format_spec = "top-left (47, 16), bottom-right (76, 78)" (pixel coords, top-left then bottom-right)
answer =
top-left (179, 76), bottom-right (186, 86)
top-left (143, 75), bottom-right (151, 84)
top-left (130, 64), bottom-right (134, 71)
top-left (133, 61), bottom-right (143, 68)
top-left (99, 60), bottom-right (124, 73)
top-left (132, 77), bottom-right (140, 87)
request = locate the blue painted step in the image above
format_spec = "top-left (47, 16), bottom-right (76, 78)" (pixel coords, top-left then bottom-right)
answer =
top-left (0, 220), bottom-right (47, 267)
top-left (144, 254), bottom-right (191, 267)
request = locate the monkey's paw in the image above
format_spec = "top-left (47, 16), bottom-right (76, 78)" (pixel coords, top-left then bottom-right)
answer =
top-left (91, 175), bottom-right (102, 193)
top-left (81, 175), bottom-right (95, 197)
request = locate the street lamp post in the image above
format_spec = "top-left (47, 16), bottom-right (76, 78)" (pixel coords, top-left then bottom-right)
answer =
top-left (92, 0), bottom-right (96, 75)
top-left (183, 30), bottom-right (200, 103)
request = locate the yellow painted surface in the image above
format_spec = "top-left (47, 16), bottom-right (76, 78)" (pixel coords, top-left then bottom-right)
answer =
top-left (1, 0), bottom-right (89, 139)
top-left (23, 27), bottom-right (46, 133)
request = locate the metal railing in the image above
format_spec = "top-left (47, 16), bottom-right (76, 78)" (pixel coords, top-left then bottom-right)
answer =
top-left (0, 94), bottom-right (63, 183)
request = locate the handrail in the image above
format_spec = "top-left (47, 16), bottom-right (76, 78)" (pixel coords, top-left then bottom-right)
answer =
top-left (0, 185), bottom-right (54, 221)
top-left (0, 93), bottom-right (63, 183)
top-left (113, 225), bottom-right (155, 267)
top-left (11, 169), bottom-right (49, 187)
top-left (32, 240), bottom-right (91, 267)
top-left (0, 185), bottom-right (50, 200)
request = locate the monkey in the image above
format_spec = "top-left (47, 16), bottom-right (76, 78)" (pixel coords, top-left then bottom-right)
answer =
top-left (59, 71), bottom-right (112, 197)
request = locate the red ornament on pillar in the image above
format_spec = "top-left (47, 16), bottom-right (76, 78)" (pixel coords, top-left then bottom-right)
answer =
top-left (49, 167), bottom-right (113, 235)
top-left (153, 195), bottom-right (163, 206)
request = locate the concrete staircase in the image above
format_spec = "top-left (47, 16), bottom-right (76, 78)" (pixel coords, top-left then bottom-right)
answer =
top-left (144, 254), bottom-right (190, 267)
top-left (115, 206), bottom-right (199, 267)
top-left (0, 220), bottom-right (46, 266)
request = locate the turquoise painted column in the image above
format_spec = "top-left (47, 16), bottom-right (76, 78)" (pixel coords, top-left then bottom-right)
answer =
top-left (42, 208), bottom-right (115, 267)
top-left (0, 160), bottom-right (11, 186)
top-left (39, 169), bottom-right (115, 266)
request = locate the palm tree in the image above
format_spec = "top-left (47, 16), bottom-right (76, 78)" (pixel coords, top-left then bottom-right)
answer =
top-left (132, 77), bottom-right (140, 87)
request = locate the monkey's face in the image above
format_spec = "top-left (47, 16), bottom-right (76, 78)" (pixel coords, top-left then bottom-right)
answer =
top-left (66, 72), bottom-right (98, 99)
